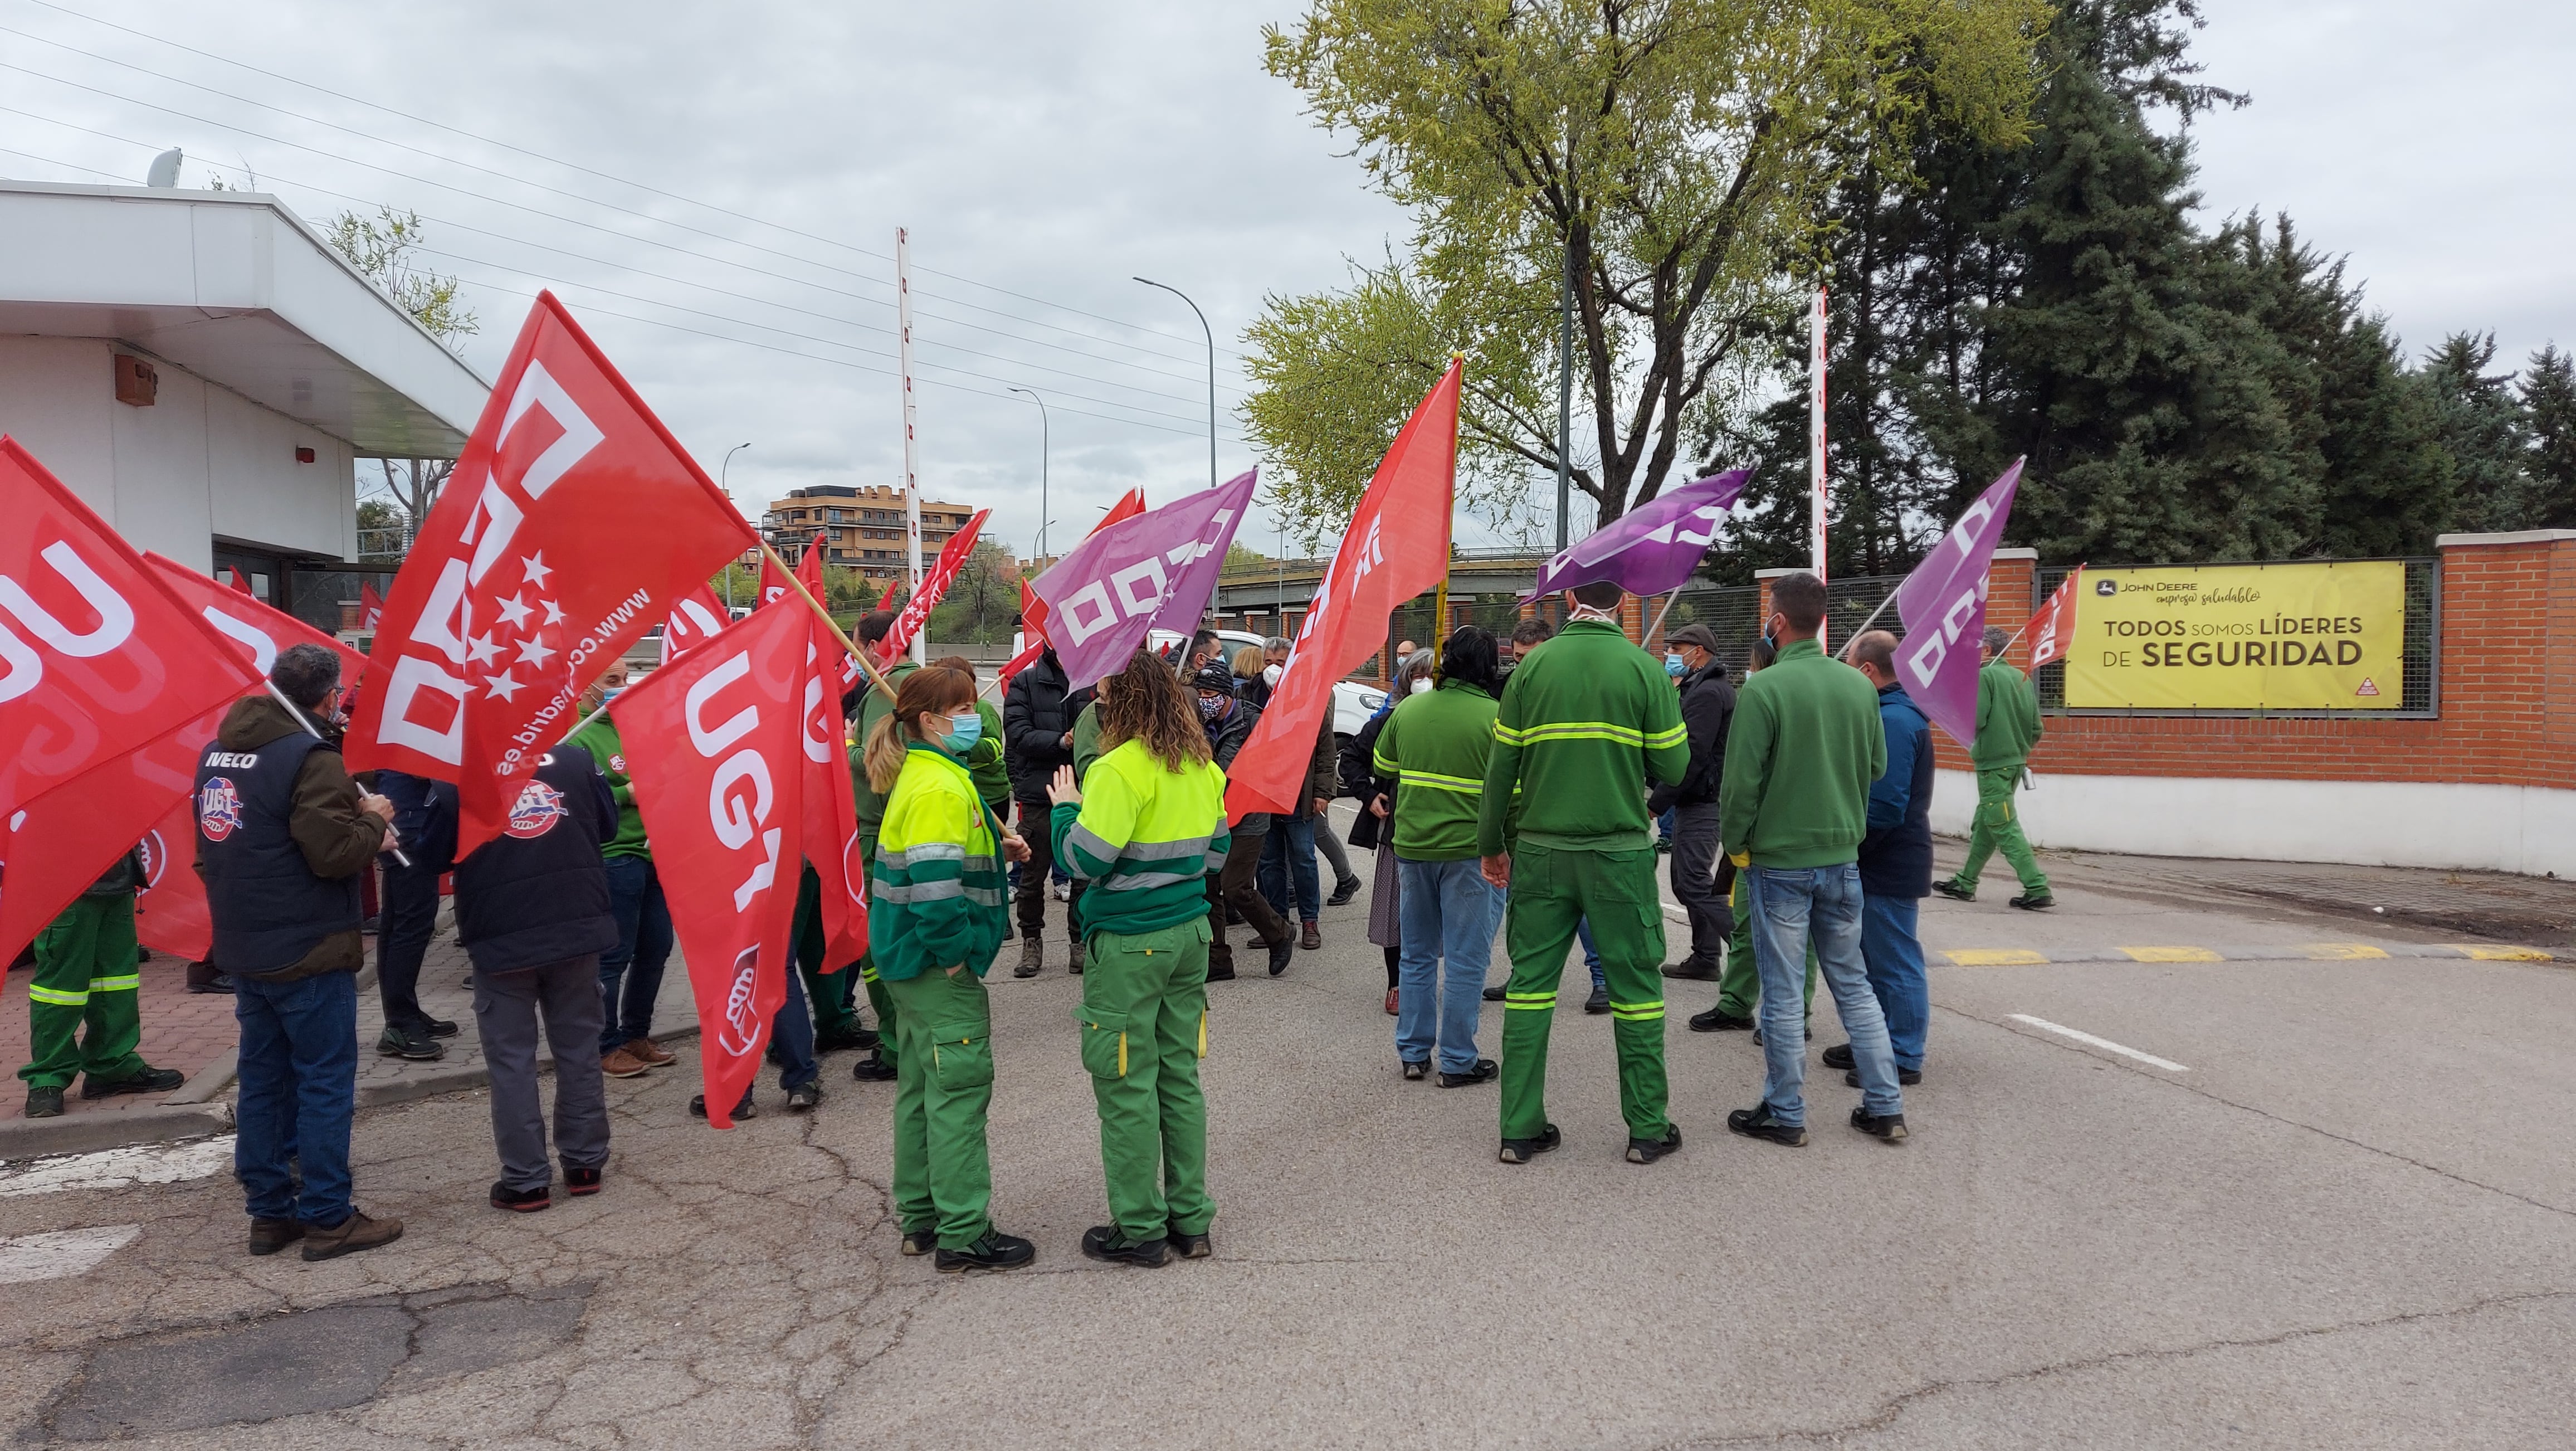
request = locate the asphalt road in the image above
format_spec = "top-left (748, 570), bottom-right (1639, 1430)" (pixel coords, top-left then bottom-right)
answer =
top-left (4, 842), bottom-right (2573, 1449)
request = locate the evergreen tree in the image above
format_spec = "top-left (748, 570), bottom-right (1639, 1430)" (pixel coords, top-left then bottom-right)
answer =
top-left (2519, 345), bottom-right (2576, 529)
top-left (2419, 333), bottom-right (2536, 532)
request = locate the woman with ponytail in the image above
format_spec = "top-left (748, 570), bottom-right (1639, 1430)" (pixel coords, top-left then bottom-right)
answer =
top-left (1046, 649), bottom-right (1228, 1268)
top-left (866, 665), bottom-right (1034, 1273)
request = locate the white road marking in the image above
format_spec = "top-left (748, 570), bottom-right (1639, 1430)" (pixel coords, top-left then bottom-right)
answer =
top-left (2007, 1014), bottom-right (2189, 1073)
top-left (0, 1224), bottom-right (142, 1284)
top-left (0, 1135), bottom-right (235, 1200)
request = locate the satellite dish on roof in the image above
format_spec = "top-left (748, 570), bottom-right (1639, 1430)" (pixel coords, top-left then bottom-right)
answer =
top-left (145, 148), bottom-right (182, 188)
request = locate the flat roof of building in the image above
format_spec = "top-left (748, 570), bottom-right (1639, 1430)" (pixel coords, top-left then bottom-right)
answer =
top-left (0, 181), bottom-right (489, 457)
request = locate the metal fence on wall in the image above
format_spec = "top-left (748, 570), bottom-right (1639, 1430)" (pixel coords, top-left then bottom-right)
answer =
top-left (2032, 557), bottom-right (2440, 718)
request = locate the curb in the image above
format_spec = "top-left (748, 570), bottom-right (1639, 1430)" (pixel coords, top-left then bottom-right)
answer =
top-left (1938, 941), bottom-right (2558, 967)
top-left (0, 1100), bottom-right (234, 1161)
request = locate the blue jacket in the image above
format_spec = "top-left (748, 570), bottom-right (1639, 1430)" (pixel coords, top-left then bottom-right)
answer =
top-left (375, 769), bottom-right (460, 874)
top-left (1858, 683), bottom-right (1934, 899)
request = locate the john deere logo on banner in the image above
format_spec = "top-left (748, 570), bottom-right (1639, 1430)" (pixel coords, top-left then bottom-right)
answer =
top-left (2063, 561), bottom-right (2406, 710)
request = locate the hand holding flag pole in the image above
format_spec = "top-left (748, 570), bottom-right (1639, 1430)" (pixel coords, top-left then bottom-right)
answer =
top-left (261, 679), bottom-right (411, 868)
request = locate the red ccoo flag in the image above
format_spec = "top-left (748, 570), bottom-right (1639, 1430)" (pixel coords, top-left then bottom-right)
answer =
top-left (608, 597), bottom-right (809, 1128)
top-left (344, 293), bottom-right (760, 855)
top-left (359, 580), bottom-right (385, 631)
top-left (0, 552), bottom-right (359, 967)
top-left (1225, 361), bottom-right (1460, 819)
top-left (2026, 564), bottom-right (2085, 670)
top-left (879, 509), bottom-right (988, 661)
top-left (874, 577), bottom-right (900, 612)
top-left (0, 438), bottom-right (262, 827)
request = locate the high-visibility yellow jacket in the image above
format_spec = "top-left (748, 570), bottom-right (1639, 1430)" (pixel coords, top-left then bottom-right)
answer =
top-left (869, 742), bottom-right (1008, 981)
top-left (1050, 739), bottom-right (1229, 941)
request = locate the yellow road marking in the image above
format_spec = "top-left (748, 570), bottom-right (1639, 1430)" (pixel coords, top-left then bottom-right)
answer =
top-left (2296, 943), bottom-right (2390, 960)
top-left (2119, 946), bottom-right (2223, 962)
top-left (1943, 948), bottom-right (2048, 966)
top-left (2452, 944), bottom-right (2555, 962)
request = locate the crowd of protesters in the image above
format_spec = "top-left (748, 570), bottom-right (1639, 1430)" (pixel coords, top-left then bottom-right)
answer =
top-left (13, 573), bottom-right (2052, 1272)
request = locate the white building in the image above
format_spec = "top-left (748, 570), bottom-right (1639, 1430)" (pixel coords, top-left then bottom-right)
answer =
top-left (0, 179), bottom-right (486, 620)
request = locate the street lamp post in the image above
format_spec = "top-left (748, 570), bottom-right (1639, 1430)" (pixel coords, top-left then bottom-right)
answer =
top-left (1133, 276), bottom-right (1217, 490)
top-left (720, 441), bottom-right (751, 609)
top-left (1007, 386), bottom-right (1051, 562)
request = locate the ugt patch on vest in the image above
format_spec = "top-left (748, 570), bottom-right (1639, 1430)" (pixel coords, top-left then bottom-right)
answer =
top-left (198, 778), bottom-right (245, 841)
top-left (504, 778), bottom-right (567, 839)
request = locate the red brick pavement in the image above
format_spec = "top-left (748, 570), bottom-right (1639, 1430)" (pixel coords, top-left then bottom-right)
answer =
top-left (0, 948), bottom-right (237, 1122)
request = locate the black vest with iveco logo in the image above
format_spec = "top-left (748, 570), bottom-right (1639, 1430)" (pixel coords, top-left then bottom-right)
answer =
top-left (193, 733), bottom-right (363, 972)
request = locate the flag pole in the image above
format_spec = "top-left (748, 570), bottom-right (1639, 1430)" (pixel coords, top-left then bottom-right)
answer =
top-left (1642, 585), bottom-right (1686, 648)
top-left (265, 680), bottom-right (411, 868)
top-left (1834, 589), bottom-right (1901, 661)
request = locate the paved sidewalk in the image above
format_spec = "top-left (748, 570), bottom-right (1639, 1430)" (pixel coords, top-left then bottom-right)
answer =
top-left (352, 934), bottom-right (701, 1108)
top-left (0, 951), bottom-right (236, 1126)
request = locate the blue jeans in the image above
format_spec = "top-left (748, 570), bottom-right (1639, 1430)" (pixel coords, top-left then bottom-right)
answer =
top-left (1258, 812), bottom-right (1322, 923)
top-left (234, 970), bottom-right (359, 1226)
top-left (1577, 918), bottom-right (1606, 991)
top-left (1395, 858), bottom-right (1501, 1073)
top-left (1861, 893), bottom-right (1928, 1072)
top-left (1746, 863), bottom-right (1901, 1123)
top-left (599, 855), bottom-right (673, 1050)
top-left (772, 965), bottom-right (818, 1092)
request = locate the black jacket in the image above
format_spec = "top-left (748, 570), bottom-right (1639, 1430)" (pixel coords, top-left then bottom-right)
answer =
top-left (1203, 697), bottom-right (1270, 835)
top-left (1343, 707), bottom-right (1393, 851)
top-left (1649, 663), bottom-right (1735, 814)
top-left (1002, 653), bottom-right (1092, 802)
top-left (374, 769), bottom-right (459, 874)
top-left (452, 744), bottom-right (619, 975)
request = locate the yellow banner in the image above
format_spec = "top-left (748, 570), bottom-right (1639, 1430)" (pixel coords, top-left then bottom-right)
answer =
top-left (2062, 561), bottom-right (2406, 710)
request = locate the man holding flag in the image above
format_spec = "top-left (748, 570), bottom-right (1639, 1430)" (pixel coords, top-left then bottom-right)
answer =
top-left (1932, 627), bottom-right (2051, 910)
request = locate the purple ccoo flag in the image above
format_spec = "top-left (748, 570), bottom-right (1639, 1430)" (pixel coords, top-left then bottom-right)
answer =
top-left (1524, 469), bottom-right (1752, 601)
top-left (1890, 459), bottom-right (2024, 749)
top-left (1028, 468), bottom-right (1260, 689)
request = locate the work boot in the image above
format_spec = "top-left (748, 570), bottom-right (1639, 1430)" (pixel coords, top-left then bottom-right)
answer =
top-left (424, 1017), bottom-right (460, 1038)
top-left (1626, 1125), bottom-right (1683, 1165)
top-left (1583, 985), bottom-right (1610, 1015)
top-left (1844, 1067), bottom-right (1923, 1087)
top-left (1438, 1058), bottom-right (1497, 1089)
top-left (490, 1182), bottom-right (552, 1214)
top-left (1081, 1225), bottom-right (1170, 1268)
top-left (1326, 875), bottom-right (1363, 907)
top-left (813, 1025), bottom-right (871, 1054)
top-left (1725, 1104), bottom-right (1808, 1147)
top-left (1689, 1004), bottom-right (1753, 1032)
top-left (1266, 936), bottom-right (1296, 976)
top-left (1661, 956), bottom-right (1722, 981)
top-left (1822, 1043), bottom-right (1855, 1070)
top-left (1481, 983), bottom-right (1505, 1002)
top-left (1931, 880), bottom-right (1974, 903)
top-left (688, 1090), bottom-right (758, 1119)
top-left (599, 1046), bottom-right (651, 1079)
top-left (1497, 1123), bottom-right (1562, 1165)
top-left (936, 1231), bottom-right (1036, 1273)
top-left (623, 1037), bottom-right (677, 1068)
top-left (1300, 921), bottom-right (1322, 951)
top-left (1850, 1106), bottom-right (1910, 1142)
top-left (1167, 1225), bottom-right (1213, 1260)
top-left (899, 1225), bottom-right (937, 1257)
top-left (1069, 938), bottom-right (1085, 976)
top-left (2009, 892), bottom-right (2055, 911)
top-left (377, 1025), bottom-right (443, 1062)
top-left (246, 1216), bottom-right (304, 1256)
top-left (22, 1085), bottom-right (64, 1118)
top-left (301, 1209), bottom-right (404, 1261)
top-left (851, 1053), bottom-right (897, 1083)
top-left (1014, 934), bottom-right (1043, 979)
top-left (81, 1065), bottom-right (184, 1099)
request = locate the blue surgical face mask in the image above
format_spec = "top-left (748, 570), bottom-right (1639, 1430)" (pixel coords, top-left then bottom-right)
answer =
top-left (1665, 654), bottom-right (1686, 677)
top-left (939, 710), bottom-right (983, 754)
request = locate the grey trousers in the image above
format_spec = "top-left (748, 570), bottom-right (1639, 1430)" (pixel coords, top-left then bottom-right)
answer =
top-left (1314, 816), bottom-right (1355, 882)
top-left (472, 953), bottom-right (610, 1192)
top-left (1669, 800), bottom-right (1732, 967)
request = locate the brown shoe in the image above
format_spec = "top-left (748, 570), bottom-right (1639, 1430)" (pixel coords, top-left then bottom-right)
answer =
top-left (247, 1216), bottom-right (304, 1257)
top-left (600, 1046), bottom-right (651, 1078)
top-left (1300, 921), bottom-right (1322, 951)
top-left (623, 1037), bottom-right (676, 1068)
top-left (300, 1209), bottom-right (403, 1262)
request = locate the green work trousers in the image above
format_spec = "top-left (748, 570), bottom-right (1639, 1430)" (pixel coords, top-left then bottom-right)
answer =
top-left (1077, 917), bottom-right (1214, 1243)
top-left (884, 967), bottom-right (996, 1249)
top-left (19, 894), bottom-right (146, 1090)
top-left (1715, 873), bottom-right (1817, 1020)
top-left (854, 833), bottom-right (900, 1071)
top-left (1499, 845), bottom-right (1672, 1143)
top-left (1951, 766), bottom-right (2048, 897)
top-left (793, 865), bottom-right (861, 1040)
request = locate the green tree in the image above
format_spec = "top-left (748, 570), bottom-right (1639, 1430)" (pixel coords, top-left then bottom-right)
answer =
top-left (1245, 0), bottom-right (2046, 542)
top-left (926, 542), bottom-right (1022, 646)
top-left (2516, 345), bottom-right (2576, 530)
top-left (326, 208), bottom-right (480, 551)
top-left (2419, 333), bottom-right (2535, 533)
top-left (355, 499), bottom-right (407, 565)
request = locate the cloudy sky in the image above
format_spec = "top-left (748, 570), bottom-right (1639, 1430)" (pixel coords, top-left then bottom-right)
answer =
top-left (1, 0), bottom-right (2569, 558)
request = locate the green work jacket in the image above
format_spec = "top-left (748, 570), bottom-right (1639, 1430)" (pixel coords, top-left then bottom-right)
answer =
top-left (1476, 618), bottom-right (1686, 855)
top-left (1719, 637), bottom-right (1887, 868)
top-left (1371, 679), bottom-right (1497, 861)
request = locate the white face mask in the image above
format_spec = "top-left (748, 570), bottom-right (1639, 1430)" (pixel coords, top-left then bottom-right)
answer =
top-left (1262, 664), bottom-right (1284, 686)
top-left (1408, 678), bottom-right (1433, 696)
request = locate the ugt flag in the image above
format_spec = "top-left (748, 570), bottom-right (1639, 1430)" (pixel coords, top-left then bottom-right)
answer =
top-left (0, 437), bottom-right (260, 826)
top-left (2027, 564), bottom-right (2085, 670)
top-left (1227, 360), bottom-right (1460, 819)
top-left (661, 584), bottom-right (729, 665)
top-left (609, 597), bottom-right (809, 1128)
top-left (345, 293), bottom-right (760, 855)
top-left (0, 552), bottom-right (362, 967)
top-left (1890, 459), bottom-right (2024, 749)
top-left (788, 535), bottom-right (867, 966)
top-left (1524, 468), bottom-right (1751, 601)
top-left (1027, 470), bottom-right (1257, 690)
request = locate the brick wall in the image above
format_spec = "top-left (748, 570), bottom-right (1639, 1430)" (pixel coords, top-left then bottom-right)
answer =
top-left (1931, 533), bottom-right (2576, 791)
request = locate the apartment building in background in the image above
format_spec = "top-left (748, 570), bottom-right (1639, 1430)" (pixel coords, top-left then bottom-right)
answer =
top-left (762, 483), bottom-right (977, 590)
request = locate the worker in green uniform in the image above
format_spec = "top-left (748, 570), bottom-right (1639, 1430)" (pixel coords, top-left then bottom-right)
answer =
top-left (17, 849), bottom-right (183, 1118)
top-left (1688, 634), bottom-right (1816, 1034)
top-left (1048, 650), bottom-right (1230, 1267)
top-left (1478, 580), bottom-right (1690, 1166)
top-left (864, 663), bottom-right (1033, 1272)
top-left (1933, 625), bottom-right (2052, 909)
top-left (846, 610), bottom-right (917, 1083)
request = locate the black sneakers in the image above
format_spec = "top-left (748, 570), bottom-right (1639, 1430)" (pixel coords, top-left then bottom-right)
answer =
top-left (564, 1163), bottom-right (604, 1197)
top-left (1660, 957), bottom-right (1723, 981)
top-left (1626, 1126), bottom-right (1682, 1165)
top-left (1688, 1005), bottom-right (1753, 1033)
top-left (899, 1226), bottom-right (937, 1257)
top-left (1481, 983), bottom-right (1505, 1002)
top-left (1726, 1104), bottom-right (1808, 1147)
top-left (688, 1090), bottom-right (758, 1119)
top-left (1583, 985), bottom-right (1610, 1015)
top-left (1400, 1059), bottom-right (1430, 1082)
top-left (1326, 875), bottom-right (1363, 907)
top-left (1167, 1224), bottom-right (1213, 1259)
top-left (490, 1181), bottom-right (551, 1213)
top-left (1437, 1058), bottom-right (1497, 1088)
top-left (22, 1085), bottom-right (64, 1118)
top-left (1081, 1225), bottom-right (1170, 1268)
top-left (1498, 1123), bottom-right (1563, 1165)
top-left (376, 1025), bottom-right (443, 1062)
top-left (1843, 1067), bottom-right (1923, 1087)
top-left (1266, 937), bottom-right (1296, 976)
top-left (1931, 880), bottom-right (1974, 902)
top-left (424, 1017), bottom-right (460, 1038)
top-left (2009, 893), bottom-right (2056, 910)
top-left (784, 1082), bottom-right (824, 1112)
top-left (936, 1231), bottom-right (1036, 1273)
top-left (82, 1065), bottom-right (184, 1099)
top-left (1821, 1042), bottom-right (1855, 1070)
top-left (851, 1054), bottom-right (897, 1082)
top-left (1851, 1107), bottom-right (1910, 1142)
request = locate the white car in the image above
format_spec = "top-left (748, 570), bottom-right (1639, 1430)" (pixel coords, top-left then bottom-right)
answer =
top-left (1146, 627), bottom-right (1388, 739)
